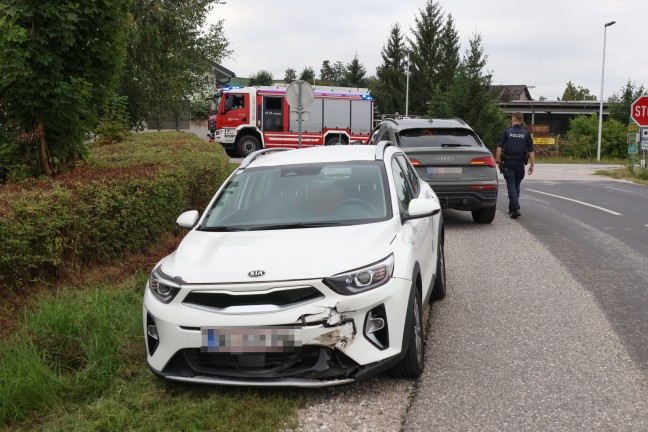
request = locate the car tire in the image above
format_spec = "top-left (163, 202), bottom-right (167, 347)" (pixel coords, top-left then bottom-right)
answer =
top-left (471, 205), bottom-right (496, 224)
top-left (430, 241), bottom-right (446, 301)
top-left (391, 289), bottom-right (425, 378)
top-left (236, 135), bottom-right (260, 157)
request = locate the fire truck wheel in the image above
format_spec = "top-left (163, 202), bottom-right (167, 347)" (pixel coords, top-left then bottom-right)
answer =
top-left (237, 135), bottom-right (260, 157)
top-left (325, 136), bottom-right (346, 146)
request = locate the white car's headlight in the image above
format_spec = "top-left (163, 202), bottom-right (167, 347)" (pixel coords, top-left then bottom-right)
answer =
top-left (148, 267), bottom-right (181, 303)
top-left (324, 254), bottom-right (394, 295)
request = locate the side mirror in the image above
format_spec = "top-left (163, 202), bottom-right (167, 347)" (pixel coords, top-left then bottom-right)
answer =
top-left (176, 210), bottom-right (200, 229)
top-left (351, 140), bottom-right (363, 145)
top-left (223, 97), bottom-right (233, 113)
top-left (404, 198), bottom-right (441, 220)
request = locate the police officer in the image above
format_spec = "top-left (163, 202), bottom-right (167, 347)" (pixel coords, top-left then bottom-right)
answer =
top-left (495, 112), bottom-right (535, 219)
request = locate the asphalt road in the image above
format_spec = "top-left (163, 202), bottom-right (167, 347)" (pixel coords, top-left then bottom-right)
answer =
top-left (404, 164), bottom-right (648, 431)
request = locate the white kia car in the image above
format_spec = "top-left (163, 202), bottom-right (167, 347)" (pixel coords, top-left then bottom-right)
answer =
top-left (144, 142), bottom-right (446, 387)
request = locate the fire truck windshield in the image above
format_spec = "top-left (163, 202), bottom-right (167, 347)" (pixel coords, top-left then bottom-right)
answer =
top-left (209, 95), bottom-right (221, 115)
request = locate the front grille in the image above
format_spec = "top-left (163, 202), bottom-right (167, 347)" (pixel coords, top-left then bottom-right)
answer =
top-left (183, 286), bottom-right (323, 311)
top-left (167, 347), bottom-right (359, 380)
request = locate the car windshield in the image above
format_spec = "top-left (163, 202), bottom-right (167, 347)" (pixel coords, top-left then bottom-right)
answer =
top-left (398, 128), bottom-right (482, 148)
top-left (200, 161), bottom-right (391, 230)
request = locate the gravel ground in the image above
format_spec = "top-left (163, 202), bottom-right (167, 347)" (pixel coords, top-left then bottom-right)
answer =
top-left (286, 305), bottom-right (434, 432)
top-left (288, 375), bottom-right (416, 432)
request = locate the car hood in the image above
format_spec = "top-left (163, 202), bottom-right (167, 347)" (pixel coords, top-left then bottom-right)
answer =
top-left (159, 222), bottom-right (396, 284)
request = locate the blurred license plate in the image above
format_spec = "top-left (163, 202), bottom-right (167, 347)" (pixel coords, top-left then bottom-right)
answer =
top-left (201, 327), bottom-right (302, 353)
top-left (426, 167), bottom-right (462, 178)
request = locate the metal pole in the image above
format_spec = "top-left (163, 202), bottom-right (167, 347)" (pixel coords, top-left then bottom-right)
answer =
top-left (597, 21), bottom-right (615, 162)
top-left (405, 52), bottom-right (410, 118)
top-left (298, 81), bottom-right (302, 148)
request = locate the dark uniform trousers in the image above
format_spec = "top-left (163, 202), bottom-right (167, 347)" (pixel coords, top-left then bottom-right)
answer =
top-left (503, 158), bottom-right (525, 212)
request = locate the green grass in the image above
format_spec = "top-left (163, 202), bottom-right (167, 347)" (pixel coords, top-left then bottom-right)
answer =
top-left (594, 165), bottom-right (648, 184)
top-left (535, 156), bottom-right (627, 165)
top-left (0, 273), bottom-right (307, 431)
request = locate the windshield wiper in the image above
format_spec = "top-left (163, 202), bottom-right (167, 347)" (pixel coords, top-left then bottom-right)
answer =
top-left (199, 226), bottom-right (248, 232)
top-left (441, 143), bottom-right (471, 147)
top-left (248, 222), bottom-right (344, 231)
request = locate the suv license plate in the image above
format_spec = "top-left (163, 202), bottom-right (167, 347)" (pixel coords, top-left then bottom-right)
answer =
top-left (201, 327), bottom-right (302, 353)
top-left (427, 167), bottom-right (462, 178)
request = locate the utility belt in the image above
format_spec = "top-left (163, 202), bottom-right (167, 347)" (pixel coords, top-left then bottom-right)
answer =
top-left (503, 154), bottom-right (529, 164)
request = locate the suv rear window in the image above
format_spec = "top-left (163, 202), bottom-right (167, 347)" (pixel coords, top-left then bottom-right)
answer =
top-left (398, 128), bottom-right (482, 148)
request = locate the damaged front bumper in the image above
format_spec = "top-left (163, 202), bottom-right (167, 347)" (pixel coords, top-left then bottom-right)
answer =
top-left (144, 276), bottom-right (412, 387)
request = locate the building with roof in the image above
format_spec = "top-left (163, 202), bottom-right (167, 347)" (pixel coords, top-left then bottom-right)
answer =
top-left (493, 85), bottom-right (609, 135)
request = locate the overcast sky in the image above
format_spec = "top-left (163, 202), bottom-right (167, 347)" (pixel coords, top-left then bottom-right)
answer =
top-left (208, 0), bottom-right (647, 101)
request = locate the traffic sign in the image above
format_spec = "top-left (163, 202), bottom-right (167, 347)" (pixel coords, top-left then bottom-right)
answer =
top-left (285, 80), bottom-right (315, 149)
top-left (628, 123), bottom-right (639, 133)
top-left (285, 80), bottom-right (314, 109)
top-left (628, 142), bottom-right (638, 154)
top-left (631, 94), bottom-right (648, 126)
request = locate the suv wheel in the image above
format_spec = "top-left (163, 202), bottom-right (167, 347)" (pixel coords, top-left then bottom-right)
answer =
top-left (430, 241), bottom-right (446, 301)
top-left (391, 289), bottom-right (424, 378)
top-left (471, 205), bottom-right (496, 224)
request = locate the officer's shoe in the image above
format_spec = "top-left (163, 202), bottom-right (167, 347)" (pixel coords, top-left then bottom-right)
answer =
top-left (511, 208), bottom-right (521, 219)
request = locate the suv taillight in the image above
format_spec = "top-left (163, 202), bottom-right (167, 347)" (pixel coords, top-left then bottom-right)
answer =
top-left (470, 156), bottom-right (495, 168)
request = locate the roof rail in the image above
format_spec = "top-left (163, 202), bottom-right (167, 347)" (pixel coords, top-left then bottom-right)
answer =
top-left (375, 140), bottom-right (395, 160)
top-left (239, 148), bottom-right (290, 169)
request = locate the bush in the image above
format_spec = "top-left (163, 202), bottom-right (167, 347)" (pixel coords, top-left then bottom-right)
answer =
top-left (190, 96), bottom-right (210, 121)
top-left (95, 94), bottom-right (130, 144)
top-left (0, 132), bottom-right (233, 290)
top-left (564, 115), bottom-right (627, 159)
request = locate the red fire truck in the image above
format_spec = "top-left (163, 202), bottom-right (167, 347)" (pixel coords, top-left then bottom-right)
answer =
top-left (208, 85), bottom-right (374, 157)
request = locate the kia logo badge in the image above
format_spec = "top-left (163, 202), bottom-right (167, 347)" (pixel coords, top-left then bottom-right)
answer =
top-left (248, 270), bottom-right (266, 278)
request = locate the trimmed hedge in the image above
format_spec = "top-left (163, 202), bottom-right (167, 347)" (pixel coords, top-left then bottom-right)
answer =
top-left (0, 132), bottom-right (234, 290)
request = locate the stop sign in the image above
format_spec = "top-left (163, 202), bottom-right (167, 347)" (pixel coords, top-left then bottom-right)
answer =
top-left (631, 95), bottom-right (648, 126)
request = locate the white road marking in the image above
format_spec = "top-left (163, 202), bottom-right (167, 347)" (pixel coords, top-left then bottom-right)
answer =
top-left (526, 189), bottom-right (622, 216)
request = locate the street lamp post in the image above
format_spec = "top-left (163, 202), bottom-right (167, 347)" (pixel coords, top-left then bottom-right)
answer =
top-left (405, 51), bottom-right (410, 117)
top-left (597, 20), bottom-right (616, 162)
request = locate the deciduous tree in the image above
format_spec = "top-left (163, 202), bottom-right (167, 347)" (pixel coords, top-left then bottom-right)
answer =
top-left (0, 0), bottom-right (129, 177)
top-left (560, 81), bottom-right (596, 101)
top-left (120, 0), bottom-right (231, 129)
top-left (249, 70), bottom-right (274, 86)
top-left (608, 80), bottom-right (646, 124)
top-left (299, 66), bottom-right (315, 84)
top-left (284, 68), bottom-right (297, 83)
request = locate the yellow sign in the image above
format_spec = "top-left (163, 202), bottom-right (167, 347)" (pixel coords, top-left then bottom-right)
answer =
top-left (533, 137), bottom-right (556, 145)
top-left (628, 123), bottom-right (639, 132)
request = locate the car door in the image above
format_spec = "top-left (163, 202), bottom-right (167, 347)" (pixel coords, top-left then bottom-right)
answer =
top-left (220, 93), bottom-right (250, 129)
top-left (390, 155), bottom-right (431, 284)
top-left (395, 154), bottom-right (435, 287)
